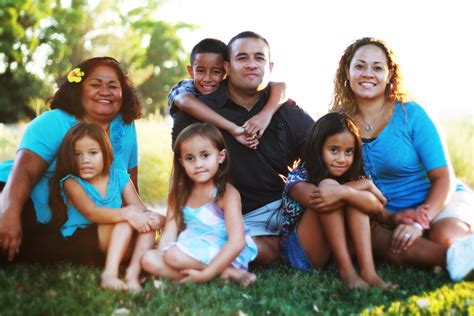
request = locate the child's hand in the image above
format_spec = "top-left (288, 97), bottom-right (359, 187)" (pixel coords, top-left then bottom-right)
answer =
top-left (367, 182), bottom-right (387, 205)
top-left (243, 112), bottom-right (272, 138)
top-left (308, 186), bottom-right (345, 212)
top-left (232, 127), bottom-right (259, 149)
top-left (145, 210), bottom-right (165, 231)
top-left (179, 269), bottom-right (213, 284)
top-left (124, 205), bottom-right (151, 233)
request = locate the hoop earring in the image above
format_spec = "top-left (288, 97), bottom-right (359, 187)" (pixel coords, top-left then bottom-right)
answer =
top-left (344, 80), bottom-right (350, 88)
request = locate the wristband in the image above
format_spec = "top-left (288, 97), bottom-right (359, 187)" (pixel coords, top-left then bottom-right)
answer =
top-left (412, 222), bottom-right (424, 231)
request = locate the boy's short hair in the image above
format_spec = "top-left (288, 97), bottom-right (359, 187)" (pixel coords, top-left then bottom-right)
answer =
top-left (190, 38), bottom-right (228, 65)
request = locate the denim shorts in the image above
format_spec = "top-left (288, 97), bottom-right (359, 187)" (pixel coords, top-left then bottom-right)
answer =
top-left (243, 199), bottom-right (283, 237)
top-left (281, 227), bottom-right (314, 272)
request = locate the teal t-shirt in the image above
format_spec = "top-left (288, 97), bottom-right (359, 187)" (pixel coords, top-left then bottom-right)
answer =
top-left (0, 109), bottom-right (138, 223)
top-left (60, 165), bottom-right (130, 237)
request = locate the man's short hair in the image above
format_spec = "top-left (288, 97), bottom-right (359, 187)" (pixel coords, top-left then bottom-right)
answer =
top-left (227, 31), bottom-right (270, 59)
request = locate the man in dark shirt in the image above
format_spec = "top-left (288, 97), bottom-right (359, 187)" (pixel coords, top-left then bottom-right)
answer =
top-left (172, 31), bottom-right (314, 265)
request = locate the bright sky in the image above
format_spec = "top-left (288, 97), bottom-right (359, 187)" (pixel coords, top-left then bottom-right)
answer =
top-left (156, 0), bottom-right (473, 120)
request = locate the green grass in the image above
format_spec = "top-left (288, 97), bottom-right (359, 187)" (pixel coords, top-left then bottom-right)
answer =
top-left (1, 117), bottom-right (473, 314)
top-left (1, 263), bottom-right (473, 315)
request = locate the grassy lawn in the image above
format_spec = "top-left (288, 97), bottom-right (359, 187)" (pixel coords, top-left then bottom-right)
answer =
top-left (1, 263), bottom-right (473, 315)
top-left (1, 117), bottom-right (473, 315)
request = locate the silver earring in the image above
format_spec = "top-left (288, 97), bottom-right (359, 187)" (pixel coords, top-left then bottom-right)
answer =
top-left (344, 80), bottom-right (350, 88)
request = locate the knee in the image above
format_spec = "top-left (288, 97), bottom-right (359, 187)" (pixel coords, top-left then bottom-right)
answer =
top-left (429, 219), bottom-right (470, 246)
top-left (163, 246), bottom-right (186, 269)
top-left (318, 178), bottom-right (339, 188)
top-left (141, 250), bottom-right (164, 274)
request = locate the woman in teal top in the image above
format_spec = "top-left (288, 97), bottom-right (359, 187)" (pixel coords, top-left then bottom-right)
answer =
top-left (0, 57), bottom-right (163, 265)
top-left (287, 37), bottom-right (474, 281)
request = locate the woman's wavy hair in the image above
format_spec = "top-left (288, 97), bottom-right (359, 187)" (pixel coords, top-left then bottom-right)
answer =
top-left (168, 123), bottom-right (230, 231)
top-left (331, 37), bottom-right (412, 116)
top-left (304, 112), bottom-right (363, 185)
top-left (49, 57), bottom-right (142, 123)
top-left (49, 122), bottom-right (114, 226)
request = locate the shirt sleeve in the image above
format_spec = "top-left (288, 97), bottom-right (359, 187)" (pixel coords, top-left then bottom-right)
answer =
top-left (409, 103), bottom-right (448, 172)
top-left (284, 162), bottom-right (308, 193)
top-left (18, 110), bottom-right (76, 165)
top-left (168, 79), bottom-right (199, 118)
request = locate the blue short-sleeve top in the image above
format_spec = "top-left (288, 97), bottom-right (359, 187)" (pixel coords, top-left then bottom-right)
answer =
top-left (0, 109), bottom-right (138, 223)
top-left (60, 165), bottom-right (130, 237)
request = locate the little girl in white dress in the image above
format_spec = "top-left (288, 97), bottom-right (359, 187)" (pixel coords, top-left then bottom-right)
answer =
top-left (141, 123), bottom-right (257, 286)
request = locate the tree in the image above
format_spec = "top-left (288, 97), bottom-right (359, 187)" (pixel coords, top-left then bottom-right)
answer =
top-left (0, 0), bottom-right (194, 122)
top-left (0, 0), bottom-right (54, 122)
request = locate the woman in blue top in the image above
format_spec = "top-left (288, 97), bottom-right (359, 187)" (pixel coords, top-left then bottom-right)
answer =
top-left (288, 37), bottom-right (474, 282)
top-left (330, 37), bottom-right (473, 280)
top-left (0, 57), bottom-right (164, 265)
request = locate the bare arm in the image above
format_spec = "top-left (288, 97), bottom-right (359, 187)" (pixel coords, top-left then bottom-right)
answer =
top-left (175, 93), bottom-right (240, 135)
top-left (156, 209), bottom-right (179, 251)
top-left (0, 149), bottom-right (46, 261)
top-left (424, 166), bottom-right (454, 220)
top-left (181, 184), bottom-right (245, 283)
top-left (289, 181), bottom-right (344, 212)
top-left (174, 93), bottom-right (257, 149)
top-left (243, 82), bottom-right (288, 136)
top-left (343, 179), bottom-right (386, 214)
top-left (121, 179), bottom-right (165, 231)
top-left (128, 166), bottom-right (138, 194)
top-left (64, 179), bottom-right (150, 232)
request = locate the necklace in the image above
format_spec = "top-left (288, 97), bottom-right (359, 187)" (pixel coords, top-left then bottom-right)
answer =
top-left (357, 104), bottom-right (386, 133)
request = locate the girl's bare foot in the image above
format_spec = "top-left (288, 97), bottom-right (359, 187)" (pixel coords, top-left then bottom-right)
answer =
top-left (341, 271), bottom-right (370, 289)
top-left (100, 273), bottom-right (128, 291)
top-left (361, 272), bottom-right (398, 291)
top-left (125, 278), bottom-right (143, 294)
top-left (220, 268), bottom-right (256, 287)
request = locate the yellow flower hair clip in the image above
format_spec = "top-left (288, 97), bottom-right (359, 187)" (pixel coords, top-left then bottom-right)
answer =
top-left (67, 68), bottom-right (85, 83)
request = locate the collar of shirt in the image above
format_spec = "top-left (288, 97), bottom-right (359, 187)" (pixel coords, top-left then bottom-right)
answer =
top-left (199, 79), bottom-right (271, 112)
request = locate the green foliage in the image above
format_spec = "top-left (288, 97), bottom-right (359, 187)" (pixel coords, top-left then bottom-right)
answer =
top-left (0, 263), bottom-right (473, 315)
top-left (0, 0), bottom-right (54, 122)
top-left (0, 0), bottom-right (194, 122)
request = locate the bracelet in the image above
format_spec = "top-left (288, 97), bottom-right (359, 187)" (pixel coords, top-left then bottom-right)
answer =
top-left (412, 222), bottom-right (424, 231)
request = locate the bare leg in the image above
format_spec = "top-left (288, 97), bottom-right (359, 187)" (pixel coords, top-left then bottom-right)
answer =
top-left (295, 208), bottom-right (331, 269)
top-left (124, 231), bottom-right (156, 293)
top-left (99, 222), bottom-right (133, 290)
top-left (319, 207), bottom-right (368, 289)
top-left (346, 207), bottom-right (397, 290)
top-left (141, 249), bottom-right (184, 281)
top-left (252, 236), bottom-right (281, 265)
top-left (429, 218), bottom-right (472, 246)
top-left (220, 267), bottom-right (256, 287)
top-left (371, 222), bottom-right (446, 266)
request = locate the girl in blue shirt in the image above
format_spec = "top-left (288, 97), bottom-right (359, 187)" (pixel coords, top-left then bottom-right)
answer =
top-left (50, 123), bottom-right (163, 293)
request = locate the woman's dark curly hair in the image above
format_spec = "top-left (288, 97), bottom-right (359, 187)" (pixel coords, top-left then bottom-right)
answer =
top-left (49, 57), bottom-right (142, 123)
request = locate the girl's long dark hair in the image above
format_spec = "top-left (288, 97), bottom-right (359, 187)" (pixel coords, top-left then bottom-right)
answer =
top-left (49, 122), bottom-right (113, 226)
top-left (168, 123), bottom-right (230, 231)
top-left (304, 112), bottom-right (363, 185)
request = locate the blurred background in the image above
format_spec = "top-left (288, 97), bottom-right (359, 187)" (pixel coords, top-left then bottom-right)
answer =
top-left (1, 0), bottom-right (472, 205)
